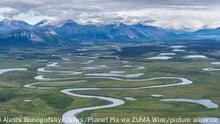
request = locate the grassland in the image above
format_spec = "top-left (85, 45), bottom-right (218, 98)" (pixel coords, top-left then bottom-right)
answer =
top-left (0, 41), bottom-right (219, 124)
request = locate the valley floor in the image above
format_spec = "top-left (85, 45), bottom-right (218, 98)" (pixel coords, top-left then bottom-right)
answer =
top-left (0, 41), bottom-right (219, 124)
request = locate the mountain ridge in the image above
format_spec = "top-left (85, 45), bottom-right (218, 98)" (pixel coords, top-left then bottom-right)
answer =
top-left (0, 19), bottom-right (219, 47)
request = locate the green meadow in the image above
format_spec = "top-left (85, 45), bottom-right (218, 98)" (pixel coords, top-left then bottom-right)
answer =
top-left (0, 41), bottom-right (219, 124)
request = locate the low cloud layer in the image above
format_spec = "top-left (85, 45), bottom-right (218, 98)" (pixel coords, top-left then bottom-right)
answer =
top-left (0, 0), bottom-right (220, 30)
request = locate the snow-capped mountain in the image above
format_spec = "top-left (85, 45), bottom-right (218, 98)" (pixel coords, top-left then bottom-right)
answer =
top-left (0, 29), bottom-right (60, 46)
top-left (55, 21), bottom-right (176, 41)
top-left (0, 18), bottom-right (220, 47)
top-left (35, 19), bottom-right (57, 27)
top-left (0, 19), bottom-right (33, 31)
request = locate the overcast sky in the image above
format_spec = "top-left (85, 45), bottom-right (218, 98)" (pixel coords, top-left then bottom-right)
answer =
top-left (0, 0), bottom-right (220, 30)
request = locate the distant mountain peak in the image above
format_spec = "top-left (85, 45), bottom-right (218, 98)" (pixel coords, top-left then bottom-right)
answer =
top-left (0, 19), bottom-right (32, 31)
top-left (2, 18), bottom-right (12, 23)
top-left (1, 19), bottom-right (26, 25)
top-left (35, 19), bottom-right (56, 27)
top-left (61, 19), bottom-right (78, 26)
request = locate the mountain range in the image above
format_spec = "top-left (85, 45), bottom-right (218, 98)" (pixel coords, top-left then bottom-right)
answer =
top-left (0, 19), bottom-right (219, 47)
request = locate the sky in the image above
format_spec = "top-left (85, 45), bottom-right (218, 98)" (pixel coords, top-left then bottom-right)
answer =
top-left (0, 0), bottom-right (220, 30)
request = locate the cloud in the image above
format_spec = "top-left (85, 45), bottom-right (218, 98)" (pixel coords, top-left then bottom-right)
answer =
top-left (0, 0), bottom-right (220, 30)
